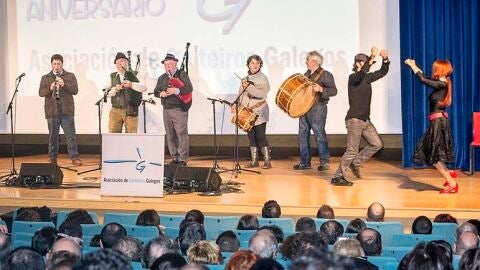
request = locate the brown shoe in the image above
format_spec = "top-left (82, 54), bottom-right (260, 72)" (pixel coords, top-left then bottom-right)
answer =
top-left (72, 159), bottom-right (82, 166)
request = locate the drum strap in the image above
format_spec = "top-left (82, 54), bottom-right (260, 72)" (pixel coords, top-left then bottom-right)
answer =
top-left (311, 68), bottom-right (324, 84)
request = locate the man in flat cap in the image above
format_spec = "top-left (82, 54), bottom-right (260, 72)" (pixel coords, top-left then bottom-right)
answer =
top-left (154, 53), bottom-right (193, 166)
top-left (106, 52), bottom-right (147, 133)
top-left (331, 46), bottom-right (390, 186)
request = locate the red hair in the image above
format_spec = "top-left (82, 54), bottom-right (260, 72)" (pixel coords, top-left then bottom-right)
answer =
top-left (432, 60), bottom-right (453, 107)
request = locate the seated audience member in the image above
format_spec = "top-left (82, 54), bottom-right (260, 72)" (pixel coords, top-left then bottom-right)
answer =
top-left (112, 236), bottom-right (143, 262)
top-left (72, 249), bottom-right (132, 270)
top-left (366, 202), bottom-right (385, 222)
top-left (397, 241), bottom-right (453, 270)
top-left (136, 209), bottom-right (162, 234)
top-left (3, 247), bottom-right (46, 270)
top-left (89, 234), bottom-right (101, 247)
top-left (181, 263), bottom-right (209, 270)
top-left (187, 240), bottom-right (223, 265)
top-left (0, 233), bottom-right (11, 263)
top-left (248, 229), bottom-right (278, 259)
top-left (333, 239), bottom-right (378, 270)
top-left (63, 209), bottom-right (95, 226)
top-left (31, 226), bottom-right (58, 256)
top-left (57, 223), bottom-right (83, 246)
top-left (289, 248), bottom-right (352, 270)
top-left (261, 200), bottom-right (281, 218)
top-left (320, 220), bottom-right (344, 245)
top-left (185, 209), bottom-right (204, 225)
top-left (279, 234), bottom-right (296, 260)
top-left (216, 230), bottom-right (240, 252)
top-left (224, 250), bottom-right (260, 270)
top-left (150, 253), bottom-right (187, 270)
top-left (177, 221), bottom-right (206, 255)
top-left (411, 215), bottom-right (432, 234)
top-left (459, 247), bottom-right (480, 270)
top-left (48, 238), bottom-right (82, 259)
top-left (433, 213), bottom-right (458, 224)
top-left (316, 204), bottom-right (335, 219)
top-left (466, 219), bottom-right (480, 236)
top-left (295, 217), bottom-right (316, 232)
top-left (251, 258), bottom-right (285, 270)
top-left (455, 231), bottom-right (479, 256)
top-left (46, 250), bottom-right (80, 270)
top-left (143, 235), bottom-right (180, 268)
top-left (259, 225), bottom-right (284, 243)
top-left (346, 218), bottom-right (367, 234)
top-left (290, 231), bottom-right (328, 260)
top-left (456, 222), bottom-right (479, 239)
top-left (430, 240), bottom-right (453, 263)
top-left (237, 215), bottom-right (259, 230)
top-left (99, 222), bottom-right (127, 249)
top-left (356, 228), bottom-right (382, 256)
top-left (15, 208), bottom-right (42, 222)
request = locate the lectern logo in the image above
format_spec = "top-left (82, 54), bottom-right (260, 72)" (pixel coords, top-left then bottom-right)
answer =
top-left (104, 147), bottom-right (162, 173)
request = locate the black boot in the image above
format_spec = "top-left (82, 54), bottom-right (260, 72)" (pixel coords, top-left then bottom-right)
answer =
top-left (261, 146), bottom-right (272, 169)
top-left (245, 147), bottom-right (259, 168)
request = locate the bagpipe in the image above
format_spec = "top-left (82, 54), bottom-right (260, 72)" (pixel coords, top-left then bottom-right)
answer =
top-left (173, 42), bottom-right (192, 105)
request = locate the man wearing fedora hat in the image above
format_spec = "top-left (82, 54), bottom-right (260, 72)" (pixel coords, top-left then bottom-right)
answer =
top-left (106, 52), bottom-right (146, 133)
top-left (331, 46), bottom-right (390, 186)
top-left (154, 53), bottom-right (193, 166)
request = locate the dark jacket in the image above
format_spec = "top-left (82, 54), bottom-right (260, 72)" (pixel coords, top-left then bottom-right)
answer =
top-left (153, 69), bottom-right (193, 111)
top-left (38, 70), bottom-right (78, 118)
top-left (304, 67), bottom-right (338, 104)
top-left (110, 71), bottom-right (142, 116)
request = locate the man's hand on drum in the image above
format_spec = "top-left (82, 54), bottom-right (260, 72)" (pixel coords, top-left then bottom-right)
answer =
top-left (312, 83), bottom-right (322, 93)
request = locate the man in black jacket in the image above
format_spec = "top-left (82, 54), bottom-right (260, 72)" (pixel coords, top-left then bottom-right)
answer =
top-left (331, 47), bottom-right (390, 186)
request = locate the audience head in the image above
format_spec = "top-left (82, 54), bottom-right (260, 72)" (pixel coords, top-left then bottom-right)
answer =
top-left (290, 231), bottom-right (327, 259)
top-left (346, 218), bottom-right (366, 234)
top-left (63, 209), bottom-right (94, 226)
top-left (185, 210), bottom-right (204, 225)
top-left (73, 249), bottom-right (132, 270)
top-left (433, 213), bottom-right (458, 224)
top-left (178, 221), bottom-right (206, 255)
top-left (31, 226), bottom-right (58, 256)
top-left (3, 247), bottom-right (46, 270)
top-left (398, 241), bottom-right (453, 270)
top-left (143, 235), bottom-right (180, 268)
top-left (225, 250), bottom-right (260, 270)
top-left (259, 225), bottom-right (284, 243)
top-left (112, 236), bottom-right (143, 262)
top-left (237, 215), bottom-right (259, 230)
top-left (295, 217), bottom-right (316, 232)
top-left (15, 208), bottom-right (41, 222)
top-left (248, 229), bottom-right (278, 259)
top-left (430, 240), bottom-right (453, 263)
top-left (150, 253), bottom-right (187, 270)
top-left (366, 202), bottom-right (385, 222)
top-left (57, 223), bottom-right (83, 245)
top-left (250, 258), bottom-right (285, 270)
top-left (100, 222), bottom-right (127, 249)
top-left (456, 222), bottom-right (479, 239)
top-left (333, 238), bottom-right (365, 257)
top-left (49, 237), bottom-right (82, 258)
top-left (136, 209), bottom-right (160, 227)
top-left (459, 247), bottom-right (480, 270)
top-left (46, 250), bottom-right (80, 270)
top-left (467, 219), bottom-right (480, 236)
top-left (316, 204), bottom-right (335, 219)
top-left (455, 231), bottom-right (479, 256)
top-left (216, 230), bottom-right (240, 252)
top-left (356, 228), bottom-right (382, 256)
top-left (289, 248), bottom-right (350, 270)
top-left (261, 200), bottom-right (281, 218)
top-left (186, 240), bottom-right (223, 265)
top-left (319, 220), bottom-right (344, 245)
top-left (412, 215), bottom-right (432, 234)
top-left (279, 234), bottom-right (296, 261)
top-left (0, 233), bottom-right (11, 263)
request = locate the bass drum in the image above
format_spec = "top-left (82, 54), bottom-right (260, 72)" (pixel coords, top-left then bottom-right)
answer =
top-left (276, 73), bottom-right (317, 118)
top-left (231, 106), bottom-right (259, 132)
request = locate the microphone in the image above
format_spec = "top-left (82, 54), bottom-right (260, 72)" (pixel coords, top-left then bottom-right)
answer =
top-left (102, 88), bottom-right (109, 102)
top-left (147, 92), bottom-right (155, 95)
top-left (147, 98), bottom-right (156, 105)
top-left (186, 42), bottom-right (191, 48)
top-left (17, 73), bottom-right (26, 79)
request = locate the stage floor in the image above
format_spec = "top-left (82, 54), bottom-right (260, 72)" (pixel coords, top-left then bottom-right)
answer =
top-left (0, 154), bottom-right (479, 224)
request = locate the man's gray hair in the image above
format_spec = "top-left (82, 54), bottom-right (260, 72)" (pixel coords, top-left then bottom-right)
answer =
top-left (307, 51), bottom-right (324, 66)
top-left (248, 229), bottom-right (278, 259)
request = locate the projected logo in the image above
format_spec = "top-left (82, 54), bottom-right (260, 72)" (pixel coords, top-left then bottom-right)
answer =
top-left (103, 147), bottom-right (163, 173)
top-left (197, 0), bottom-right (251, 34)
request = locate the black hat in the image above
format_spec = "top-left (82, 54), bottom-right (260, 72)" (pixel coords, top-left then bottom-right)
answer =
top-left (161, 53), bottom-right (178, 64)
top-left (114, 52), bottom-right (128, 64)
top-left (354, 53), bottom-right (369, 62)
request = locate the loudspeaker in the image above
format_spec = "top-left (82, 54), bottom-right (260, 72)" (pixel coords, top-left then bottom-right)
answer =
top-left (173, 167), bottom-right (222, 192)
top-left (19, 163), bottom-right (63, 186)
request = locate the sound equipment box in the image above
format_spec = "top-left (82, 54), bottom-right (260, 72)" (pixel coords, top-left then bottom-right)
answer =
top-left (163, 164), bottom-right (179, 188)
top-left (19, 163), bottom-right (63, 186)
top-left (173, 166), bottom-right (222, 192)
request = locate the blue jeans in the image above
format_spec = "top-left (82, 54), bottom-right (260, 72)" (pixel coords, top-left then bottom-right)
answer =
top-left (298, 102), bottom-right (329, 165)
top-left (47, 115), bottom-right (79, 160)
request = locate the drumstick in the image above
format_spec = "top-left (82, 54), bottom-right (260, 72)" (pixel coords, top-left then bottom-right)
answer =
top-left (233, 72), bottom-right (243, 80)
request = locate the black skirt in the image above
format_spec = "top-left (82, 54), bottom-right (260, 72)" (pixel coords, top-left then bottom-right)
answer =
top-left (413, 117), bottom-right (454, 165)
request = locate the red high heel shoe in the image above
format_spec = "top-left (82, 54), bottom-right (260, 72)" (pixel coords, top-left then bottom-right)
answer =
top-left (440, 182), bottom-right (459, 194)
top-left (444, 170), bottom-right (459, 186)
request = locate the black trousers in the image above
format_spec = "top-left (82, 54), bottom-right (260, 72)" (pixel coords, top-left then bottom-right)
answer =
top-left (247, 122), bottom-right (269, 147)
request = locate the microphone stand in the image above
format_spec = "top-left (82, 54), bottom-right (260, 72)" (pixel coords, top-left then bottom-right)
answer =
top-left (77, 93), bottom-right (107, 176)
top-left (206, 97), bottom-right (229, 173)
top-left (230, 84), bottom-right (261, 177)
top-left (141, 98), bottom-right (156, 133)
top-left (0, 76), bottom-right (23, 181)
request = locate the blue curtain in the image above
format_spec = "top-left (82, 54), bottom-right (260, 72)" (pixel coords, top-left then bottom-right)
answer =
top-left (400, 0), bottom-right (480, 169)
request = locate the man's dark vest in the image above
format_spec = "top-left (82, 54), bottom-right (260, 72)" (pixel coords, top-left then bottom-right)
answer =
top-left (110, 71), bottom-right (142, 116)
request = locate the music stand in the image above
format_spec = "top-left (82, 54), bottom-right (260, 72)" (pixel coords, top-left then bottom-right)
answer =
top-left (77, 93), bottom-right (106, 175)
top-left (206, 97), bottom-right (229, 172)
top-left (0, 76), bottom-right (23, 181)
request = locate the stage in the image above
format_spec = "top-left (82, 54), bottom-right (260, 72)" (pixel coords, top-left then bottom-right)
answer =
top-left (0, 154), bottom-right (479, 227)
